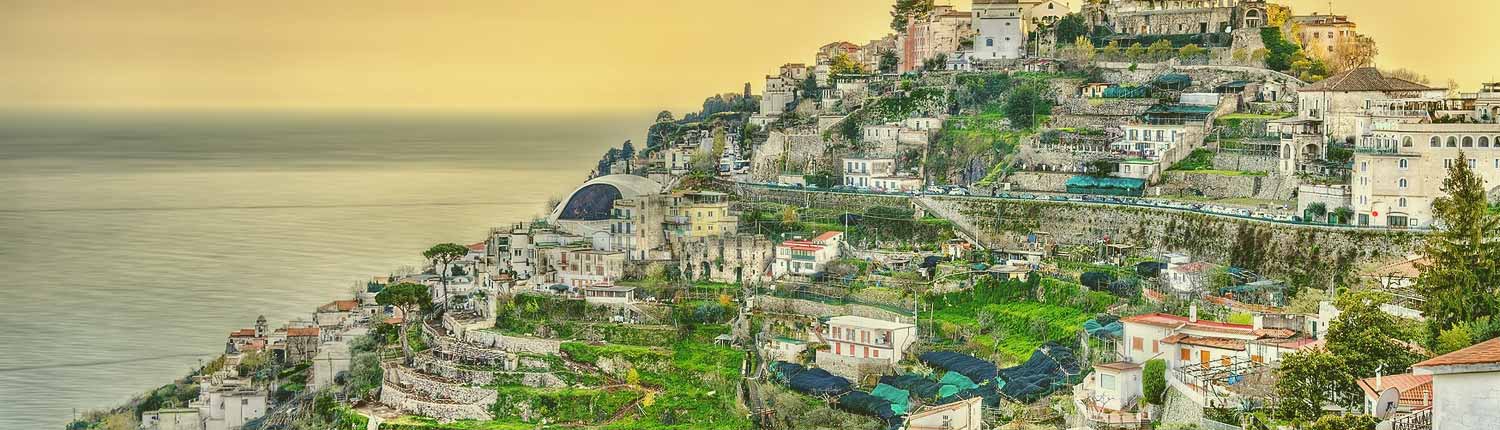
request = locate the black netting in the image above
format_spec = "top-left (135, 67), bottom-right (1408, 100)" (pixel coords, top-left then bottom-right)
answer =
top-left (835, 391), bottom-right (901, 428)
top-left (996, 342), bottom-right (1085, 403)
top-left (918, 351), bottom-right (998, 383)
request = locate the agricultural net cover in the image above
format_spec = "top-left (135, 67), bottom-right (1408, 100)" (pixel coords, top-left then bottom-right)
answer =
top-left (869, 383), bottom-right (911, 416)
top-left (1084, 318), bottom-right (1124, 339)
top-left (879, 375), bottom-right (945, 400)
top-left (770, 361), bottom-right (852, 397)
top-left (919, 351), bottom-right (999, 383)
top-left (836, 391), bottom-right (900, 423)
top-left (995, 343), bottom-right (1085, 402)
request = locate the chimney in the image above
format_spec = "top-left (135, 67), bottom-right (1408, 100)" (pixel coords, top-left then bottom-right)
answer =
top-left (1189, 304), bottom-right (1199, 323)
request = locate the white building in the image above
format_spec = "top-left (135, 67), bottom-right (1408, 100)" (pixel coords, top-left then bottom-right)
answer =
top-left (1350, 122), bottom-right (1500, 228)
top-left (843, 157), bottom-right (896, 188)
top-left (1088, 361), bottom-right (1144, 411)
top-left (195, 378), bottom-right (267, 430)
top-left (141, 408), bottom-right (202, 430)
top-left (772, 231), bottom-right (844, 278)
top-left (1111, 123), bottom-right (1202, 181)
top-left (556, 249), bottom-right (626, 288)
top-left (1298, 68), bottom-right (1445, 143)
top-left (1119, 310), bottom-right (1316, 368)
top-left (579, 284), bottom-right (636, 305)
top-left (973, 0), bottom-right (1027, 60)
top-left (820, 315), bottom-right (917, 365)
top-left (1411, 337), bottom-right (1500, 430)
top-left (904, 397), bottom-right (984, 430)
top-left (1164, 261), bottom-right (1214, 293)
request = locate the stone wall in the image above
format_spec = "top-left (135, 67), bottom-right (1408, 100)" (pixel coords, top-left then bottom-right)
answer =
top-left (1002, 171), bottom-right (1075, 193)
top-left (386, 366), bottom-right (498, 406)
top-left (732, 183), bottom-right (913, 213)
top-left (1211, 152), bottom-right (1278, 173)
top-left (379, 381), bottom-right (492, 422)
top-left (1158, 172), bottom-right (1298, 201)
top-left (493, 372), bottom-right (567, 389)
top-left (412, 354), bottom-right (497, 385)
top-left (674, 234), bottom-right (774, 286)
top-left (815, 350), bottom-right (891, 382)
top-left (751, 130), bottom-right (828, 182)
top-left (461, 330), bottom-right (562, 355)
top-left (753, 295), bottom-right (914, 324)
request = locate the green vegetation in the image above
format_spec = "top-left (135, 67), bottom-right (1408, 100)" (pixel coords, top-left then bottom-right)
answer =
top-left (928, 276), bottom-right (1112, 363)
top-left (1168, 149), bottom-right (1216, 171)
top-left (377, 282), bottom-right (432, 365)
top-left (1416, 151), bottom-right (1500, 345)
top-left (1142, 359), bottom-right (1167, 405)
top-left (381, 416), bottom-right (534, 430)
top-left (1276, 290), bottom-right (1421, 422)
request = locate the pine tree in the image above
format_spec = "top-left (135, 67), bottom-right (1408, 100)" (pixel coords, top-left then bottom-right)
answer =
top-left (1415, 150), bottom-right (1500, 342)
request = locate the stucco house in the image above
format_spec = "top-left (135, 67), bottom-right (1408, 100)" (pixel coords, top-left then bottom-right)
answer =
top-left (772, 231), bottom-right (844, 278)
top-left (1411, 337), bottom-right (1500, 430)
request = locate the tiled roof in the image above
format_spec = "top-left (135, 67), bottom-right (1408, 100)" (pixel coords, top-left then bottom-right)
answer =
top-left (1119, 313), bottom-right (1255, 334)
top-left (813, 231), bottom-right (844, 243)
top-left (1415, 337), bottom-right (1500, 368)
top-left (1367, 255), bottom-right (1428, 279)
top-left (1172, 262), bottom-right (1216, 273)
top-left (1300, 68), bottom-right (1442, 93)
top-left (229, 329), bottom-right (257, 338)
top-left (1095, 361), bottom-right (1144, 371)
top-left (287, 327), bottom-right (321, 337)
top-left (467, 242), bottom-right (487, 252)
top-left (1252, 328), bottom-right (1298, 339)
top-left (1160, 334), bottom-right (1248, 351)
top-left (780, 240), bottom-right (824, 252)
top-left (1358, 373), bottom-right (1433, 408)
top-left (319, 300), bottom-right (359, 312)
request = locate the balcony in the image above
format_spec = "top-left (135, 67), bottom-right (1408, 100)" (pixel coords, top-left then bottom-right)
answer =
top-left (1390, 407), bottom-right (1431, 430)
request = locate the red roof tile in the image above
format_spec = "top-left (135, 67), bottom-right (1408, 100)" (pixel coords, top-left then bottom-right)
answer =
top-left (780, 240), bottom-right (825, 252)
top-left (813, 231), bottom-right (844, 243)
top-left (230, 329), bottom-right (257, 338)
top-left (467, 242), bottom-right (486, 252)
top-left (319, 300), bottom-right (359, 312)
top-left (1119, 313), bottom-right (1255, 334)
top-left (287, 327), bottom-right (321, 337)
top-left (1415, 337), bottom-right (1500, 368)
top-left (1300, 68), bottom-right (1443, 93)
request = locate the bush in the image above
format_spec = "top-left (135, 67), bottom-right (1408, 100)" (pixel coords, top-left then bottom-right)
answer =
top-left (1143, 359), bottom-right (1167, 405)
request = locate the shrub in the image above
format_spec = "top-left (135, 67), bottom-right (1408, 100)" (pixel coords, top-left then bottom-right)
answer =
top-left (1143, 359), bottom-right (1167, 405)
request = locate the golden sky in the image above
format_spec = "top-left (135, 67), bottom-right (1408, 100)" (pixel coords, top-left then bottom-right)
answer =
top-left (0, 0), bottom-right (1492, 113)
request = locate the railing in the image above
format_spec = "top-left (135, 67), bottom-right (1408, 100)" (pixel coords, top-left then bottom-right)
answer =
top-left (1391, 407), bottom-right (1432, 430)
top-left (1200, 417), bottom-right (1244, 430)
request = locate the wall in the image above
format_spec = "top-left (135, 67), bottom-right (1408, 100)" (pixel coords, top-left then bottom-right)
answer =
top-left (815, 350), bottom-right (891, 382)
top-left (461, 330), bottom-right (562, 355)
top-left (753, 295), bottom-right (914, 324)
top-left (1002, 171), bottom-right (1074, 193)
top-left (1211, 151), bottom-right (1278, 173)
top-left (1158, 171), bottom-right (1298, 201)
top-left (412, 355), bottom-right (496, 385)
top-left (1431, 371), bottom-right (1500, 430)
top-left (379, 381), bottom-right (492, 422)
top-left (387, 365), bottom-right (498, 405)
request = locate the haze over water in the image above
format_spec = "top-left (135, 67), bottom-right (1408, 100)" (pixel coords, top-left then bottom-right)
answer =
top-left (0, 111), bottom-right (643, 429)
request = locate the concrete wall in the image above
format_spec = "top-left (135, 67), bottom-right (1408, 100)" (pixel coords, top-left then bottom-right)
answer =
top-left (815, 350), bottom-right (892, 382)
top-left (1431, 371), bottom-right (1500, 430)
top-left (1002, 171), bottom-right (1074, 193)
top-left (412, 354), bottom-right (496, 385)
top-left (379, 381), bottom-right (492, 422)
top-left (1211, 152), bottom-right (1278, 173)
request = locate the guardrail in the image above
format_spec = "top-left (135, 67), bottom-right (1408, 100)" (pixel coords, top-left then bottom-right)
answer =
top-left (731, 180), bottom-right (1429, 233)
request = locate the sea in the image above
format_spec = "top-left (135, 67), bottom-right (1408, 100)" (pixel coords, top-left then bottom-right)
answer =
top-left (0, 110), bottom-right (646, 429)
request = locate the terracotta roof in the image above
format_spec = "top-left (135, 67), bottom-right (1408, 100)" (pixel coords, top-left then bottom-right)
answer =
top-left (1415, 337), bottom-right (1500, 368)
top-left (1253, 328), bottom-right (1298, 339)
top-left (1095, 361), bottom-right (1144, 371)
top-left (229, 329), bottom-right (257, 338)
top-left (1160, 334), bottom-right (1248, 351)
top-left (1367, 255), bottom-right (1427, 279)
top-left (1120, 313), bottom-right (1255, 334)
top-left (319, 300), bottom-right (359, 312)
top-left (780, 240), bottom-right (825, 252)
top-left (1300, 68), bottom-right (1443, 93)
top-left (467, 242), bottom-right (486, 252)
top-left (287, 327), bottom-right (321, 337)
top-left (1358, 373), bottom-right (1433, 408)
top-left (813, 231), bottom-right (844, 243)
top-left (239, 339), bottom-right (267, 352)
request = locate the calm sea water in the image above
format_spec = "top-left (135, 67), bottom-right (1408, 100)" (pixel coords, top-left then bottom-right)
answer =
top-left (0, 111), bottom-right (644, 429)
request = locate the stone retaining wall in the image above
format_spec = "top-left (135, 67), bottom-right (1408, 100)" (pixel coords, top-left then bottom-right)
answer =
top-left (753, 295), bottom-right (914, 324)
top-left (387, 366), bottom-right (497, 406)
top-left (815, 350), bottom-right (892, 382)
top-left (411, 354), bottom-right (496, 386)
top-left (1211, 152), bottom-right (1277, 173)
top-left (1002, 171), bottom-right (1075, 193)
top-left (461, 330), bottom-right (561, 355)
top-left (1158, 172), bottom-right (1297, 201)
top-left (494, 372), bottom-right (567, 388)
top-left (379, 381), bottom-right (492, 423)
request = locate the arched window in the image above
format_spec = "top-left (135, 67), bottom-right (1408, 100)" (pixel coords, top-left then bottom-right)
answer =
top-left (1399, 178), bottom-right (1409, 188)
top-left (1403, 137), bottom-right (1413, 148)
top-left (1448, 136), bottom-right (1459, 147)
top-left (1399, 159), bottom-right (1409, 169)
top-left (1431, 136), bottom-right (1441, 147)
top-left (1399, 198), bottom-right (1408, 208)
top-left (1482, 136), bottom-right (1492, 148)
top-left (1464, 136), bottom-right (1475, 147)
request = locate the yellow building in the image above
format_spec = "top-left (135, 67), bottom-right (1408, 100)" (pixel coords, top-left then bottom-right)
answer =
top-left (1292, 14), bottom-right (1357, 61)
top-left (670, 191), bottom-right (739, 237)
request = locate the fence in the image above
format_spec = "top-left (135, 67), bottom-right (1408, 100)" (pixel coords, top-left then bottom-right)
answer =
top-left (1200, 417), bottom-right (1244, 430)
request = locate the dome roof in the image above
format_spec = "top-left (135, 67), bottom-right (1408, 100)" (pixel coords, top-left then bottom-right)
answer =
top-left (548, 175), bottom-right (663, 222)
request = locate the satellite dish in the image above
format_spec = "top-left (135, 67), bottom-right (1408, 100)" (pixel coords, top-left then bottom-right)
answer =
top-left (1374, 387), bottom-right (1400, 419)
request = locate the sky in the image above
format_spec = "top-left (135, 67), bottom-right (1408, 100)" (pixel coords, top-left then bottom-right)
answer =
top-left (0, 0), bottom-right (1493, 114)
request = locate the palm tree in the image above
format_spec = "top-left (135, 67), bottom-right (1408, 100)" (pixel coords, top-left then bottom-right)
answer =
top-left (423, 243), bottom-right (469, 312)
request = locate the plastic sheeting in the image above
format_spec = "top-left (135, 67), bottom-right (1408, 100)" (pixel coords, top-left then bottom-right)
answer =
top-left (919, 351), bottom-right (999, 383)
top-left (878, 375), bottom-right (945, 400)
top-left (1084, 318), bottom-right (1124, 339)
top-left (869, 384), bottom-right (910, 416)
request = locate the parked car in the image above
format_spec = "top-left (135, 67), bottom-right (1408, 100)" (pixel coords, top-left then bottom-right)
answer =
top-left (947, 187), bottom-right (971, 196)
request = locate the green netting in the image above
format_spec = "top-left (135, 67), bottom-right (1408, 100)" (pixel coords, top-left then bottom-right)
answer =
top-left (1102, 86), bottom-right (1151, 98)
top-left (1153, 73), bottom-right (1192, 90)
top-left (1065, 175), bottom-right (1146, 196)
top-left (870, 384), bottom-right (910, 416)
top-left (938, 384), bottom-right (962, 399)
top-left (939, 370), bottom-right (979, 391)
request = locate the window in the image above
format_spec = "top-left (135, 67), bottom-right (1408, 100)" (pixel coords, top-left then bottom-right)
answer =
top-left (1399, 159), bottom-right (1408, 169)
top-left (1132, 337), bottom-right (1144, 351)
top-left (1399, 198), bottom-right (1407, 208)
top-left (1153, 340), bottom-right (1160, 353)
top-left (1403, 137), bottom-right (1413, 147)
top-left (1465, 136), bottom-right (1475, 147)
top-left (1482, 136), bottom-right (1491, 148)
top-left (1431, 136), bottom-right (1441, 147)
top-left (986, 38), bottom-right (994, 47)
top-left (1399, 178), bottom-right (1408, 188)
top-left (1472, 158), bottom-right (1479, 169)
top-left (1181, 348), bottom-right (1191, 361)
top-left (1360, 161), bottom-right (1368, 172)
top-left (1448, 136), bottom-right (1458, 147)
top-left (1100, 373), bottom-right (1117, 391)
top-left (1446, 159), bottom-right (1454, 168)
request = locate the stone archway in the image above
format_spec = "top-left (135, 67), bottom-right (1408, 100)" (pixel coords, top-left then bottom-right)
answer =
top-left (1302, 143), bottom-right (1322, 161)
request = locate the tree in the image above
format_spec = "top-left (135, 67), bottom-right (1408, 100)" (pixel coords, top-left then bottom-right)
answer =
top-left (1266, 4), bottom-right (1292, 27)
top-left (656, 110), bottom-right (675, 122)
top-left (1310, 414), bottom-right (1380, 430)
top-left (1305, 202), bottom-right (1328, 222)
top-left (376, 282), bottom-right (431, 365)
top-left (1067, 36), bottom-right (1096, 62)
top-left (1004, 83), bottom-right (1051, 130)
top-left (1099, 41), bottom-right (1121, 61)
top-left (1125, 42), bottom-right (1146, 61)
top-left (1275, 348), bottom-right (1358, 421)
top-left (423, 243), bottom-right (468, 311)
top-left (1146, 40), bottom-right (1174, 61)
top-left (831, 53), bottom-right (869, 76)
top-left (1178, 44), bottom-right (1207, 61)
top-left (1142, 359), bottom-right (1167, 405)
top-left (1332, 207), bottom-right (1354, 225)
top-left (890, 0), bottom-right (936, 31)
top-left (1261, 27), bottom-right (1302, 71)
top-left (781, 206), bottom-right (799, 228)
top-left (1383, 68), bottom-right (1431, 85)
top-left (1330, 35), bottom-right (1378, 73)
top-left (879, 49), bottom-right (899, 74)
top-left (1053, 14), bottom-right (1089, 44)
top-left (1325, 290), bottom-right (1421, 378)
top-left (1416, 149), bottom-right (1500, 343)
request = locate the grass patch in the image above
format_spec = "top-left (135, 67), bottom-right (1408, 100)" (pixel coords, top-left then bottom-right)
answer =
top-left (1169, 169), bottom-right (1268, 177)
top-left (380, 416), bottom-right (534, 430)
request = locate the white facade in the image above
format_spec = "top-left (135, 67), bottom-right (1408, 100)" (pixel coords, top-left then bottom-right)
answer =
top-left (821, 316), bottom-right (917, 366)
top-left (142, 409), bottom-right (202, 430)
top-left (1412, 338), bottom-right (1500, 430)
top-left (1351, 123), bottom-right (1500, 228)
top-left (1089, 363), bottom-right (1144, 411)
top-left (842, 157), bottom-right (896, 188)
top-left (1119, 312), bottom-right (1311, 369)
top-left (973, 0), bottom-right (1027, 60)
top-left (311, 341), bottom-right (351, 390)
top-left (772, 231), bottom-right (844, 278)
top-left (196, 379), bottom-right (266, 430)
